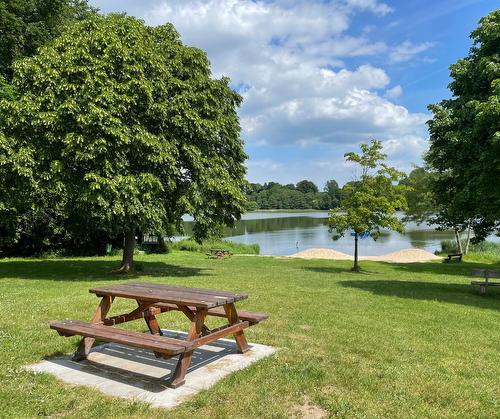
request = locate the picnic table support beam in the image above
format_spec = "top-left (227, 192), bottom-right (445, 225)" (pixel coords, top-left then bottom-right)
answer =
top-left (143, 307), bottom-right (163, 336)
top-left (169, 308), bottom-right (208, 388)
top-left (72, 295), bottom-right (114, 361)
top-left (177, 304), bottom-right (211, 336)
top-left (101, 301), bottom-right (151, 326)
top-left (143, 306), bottom-right (166, 359)
top-left (224, 302), bottom-right (249, 354)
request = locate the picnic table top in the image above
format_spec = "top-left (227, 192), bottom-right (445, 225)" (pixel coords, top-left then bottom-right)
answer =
top-left (89, 282), bottom-right (248, 309)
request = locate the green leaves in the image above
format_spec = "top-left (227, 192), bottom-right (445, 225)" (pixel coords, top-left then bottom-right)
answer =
top-left (426, 9), bottom-right (500, 239)
top-left (328, 140), bottom-right (407, 240)
top-left (1, 14), bottom-right (247, 250)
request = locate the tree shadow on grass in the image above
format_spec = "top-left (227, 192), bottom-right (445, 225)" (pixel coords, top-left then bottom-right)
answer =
top-left (340, 279), bottom-right (500, 311)
top-left (0, 259), bottom-right (211, 281)
top-left (304, 260), bottom-right (500, 278)
top-left (389, 260), bottom-right (500, 278)
top-left (301, 266), bottom-right (380, 275)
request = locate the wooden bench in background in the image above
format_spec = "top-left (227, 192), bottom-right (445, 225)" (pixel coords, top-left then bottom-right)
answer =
top-left (471, 269), bottom-right (500, 294)
top-left (444, 253), bottom-right (462, 263)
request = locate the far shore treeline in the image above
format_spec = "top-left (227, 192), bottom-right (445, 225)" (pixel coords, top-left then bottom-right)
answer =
top-left (245, 179), bottom-right (342, 211)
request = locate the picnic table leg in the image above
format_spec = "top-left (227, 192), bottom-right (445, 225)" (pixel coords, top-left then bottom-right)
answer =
top-left (142, 306), bottom-right (166, 359)
top-left (169, 308), bottom-right (208, 388)
top-left (72, 295), bottom-right (114, 361)
top-left (224, 303), bottom-right (249, 354)
top-left (177, 304), bottom-right (211, 336)
top-left (143, 307), bottom-right (163, 336)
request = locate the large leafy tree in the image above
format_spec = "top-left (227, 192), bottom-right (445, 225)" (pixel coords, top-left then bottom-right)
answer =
top-left (425, 10), bottom-right (500, 241)
top-left (328, 140), bottom-right (407, 271)
top-left (0, 0), bottom-right (96, 82)
top-left (0, 14), bottom-right (248, 271)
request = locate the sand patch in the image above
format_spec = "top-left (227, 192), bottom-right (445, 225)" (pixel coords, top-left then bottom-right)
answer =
top-left (290, 247), bottom-right (441, 263)
top-left (292, 397), bottom-right (328, 419)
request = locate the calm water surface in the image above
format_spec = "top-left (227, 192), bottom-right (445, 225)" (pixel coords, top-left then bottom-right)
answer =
top-left (182, 211), bottom-right (459, 256)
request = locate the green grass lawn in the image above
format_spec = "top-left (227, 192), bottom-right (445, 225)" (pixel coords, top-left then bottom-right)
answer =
top-left (0, 252), bottom-right (499, 418)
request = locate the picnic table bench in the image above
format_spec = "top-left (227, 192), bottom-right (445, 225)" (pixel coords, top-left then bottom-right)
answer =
top-left (50, 282), bottom-right (267, 388)
top-left (471, 269), bottom-right (500, 294)
top-left (444, 253), bottom-right (462, 262)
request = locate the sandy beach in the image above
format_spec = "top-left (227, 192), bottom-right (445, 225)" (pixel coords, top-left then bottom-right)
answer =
top-left (289, 248), bottom-right (442, 263)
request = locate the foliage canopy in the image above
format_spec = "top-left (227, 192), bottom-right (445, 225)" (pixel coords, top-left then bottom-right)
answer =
top-left (0, 0), bottom-right (96, 82)
top-left (329, 140), bottom-right (408, 270)
top-left (0, 14), bottom-right (248, 269)
top-left (425, 10), bottom-right (500, 240)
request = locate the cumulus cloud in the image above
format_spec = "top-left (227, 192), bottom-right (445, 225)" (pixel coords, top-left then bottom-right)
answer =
top-left (139, 0), bottom-right (431, 183)
top-left (389, 41), bottom-right (434, 63)
top-left (385, 85), bottom-right (403, 99)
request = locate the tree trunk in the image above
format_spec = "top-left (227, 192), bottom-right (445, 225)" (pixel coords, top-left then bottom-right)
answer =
top-left (115, 229), bottom-right (135, 273)
top-left (454, 228), bottom-right (463, 254)
top-left (464, 221), bottom-right (472, 255)
top-left (157, 235), bottom-right (167, 253)
top-left (352, 232), bottom-right (360, 272)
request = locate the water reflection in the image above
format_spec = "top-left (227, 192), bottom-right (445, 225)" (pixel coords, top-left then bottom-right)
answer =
top-left (180, 211), bottom-right (462, 256)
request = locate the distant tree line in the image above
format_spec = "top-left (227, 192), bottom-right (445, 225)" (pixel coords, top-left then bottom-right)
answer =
top-left (245, 179), bottom-right (343, 210)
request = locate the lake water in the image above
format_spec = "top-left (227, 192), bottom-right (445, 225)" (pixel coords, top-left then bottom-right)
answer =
top-left (181, 211), bottom-right (459, 256)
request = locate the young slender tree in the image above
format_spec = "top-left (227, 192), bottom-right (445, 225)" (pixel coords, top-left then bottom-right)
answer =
top-left (1, 14), bottom-right (248, 271)
top-left (328, 140), bottom-right (408, 271)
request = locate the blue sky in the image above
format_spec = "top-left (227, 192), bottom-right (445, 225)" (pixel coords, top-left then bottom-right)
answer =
top-left (90, 0), bottom-right (499, 187)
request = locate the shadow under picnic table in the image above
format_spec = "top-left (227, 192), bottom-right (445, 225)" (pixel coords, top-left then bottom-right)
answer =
top-left (43, 330), bottom-right (242, 393)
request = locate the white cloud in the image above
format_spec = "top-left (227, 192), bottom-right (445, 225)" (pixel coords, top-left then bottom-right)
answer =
top-left (140, 0), bottom-right (431, 183)
top-left (389, 41), bottom-right (434, 63)
top-left (381, 135), bottom-right (429, 174)
top-left (344, 0), bottom-right (393, 16)
top-left (385, 85), bottom-right (403, 99)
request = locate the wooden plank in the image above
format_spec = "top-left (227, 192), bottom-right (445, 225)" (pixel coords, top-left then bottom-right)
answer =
top-left (153, 302), bottom-right (268, 324)
top-left (50, 320), bottom-right (191, 355)
top-left (127, 282), bottom-right (248, 301)
top-left (92, 283), bottom-right (227, 303)
top-left (102, 302), bottom-right (151, 326)
top-left (95, 283), bottom-right (235, 306)
top-left (73, 295), bottom-right (114, 361)
top-left (169, 308), bottom-right (208, 388)
top-left (176, 305), bottom-right (211, 335)
top-left (143, 307), bottom-right (165, 358)
top-left (190, 321), bottom-right (250, 349)
top-left (224, 303), bottom-right (249, 353)
top-left (89, 283), bottom-right (228, 308)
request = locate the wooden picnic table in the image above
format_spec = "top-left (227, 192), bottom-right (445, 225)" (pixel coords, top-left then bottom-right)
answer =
top-left (50, 282), bottom-right (267, 388)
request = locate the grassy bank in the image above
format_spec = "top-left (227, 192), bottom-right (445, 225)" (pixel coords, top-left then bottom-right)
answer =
top-left (0, 252), bottom-right (499, 417)
top-left (440, 239), bottom-right (500, 263)
top-left (172, 238), bottom-right (259, 254)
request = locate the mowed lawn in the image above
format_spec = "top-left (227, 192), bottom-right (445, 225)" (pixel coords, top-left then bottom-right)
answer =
top-left (0, 252), bottom-right (499, 418)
